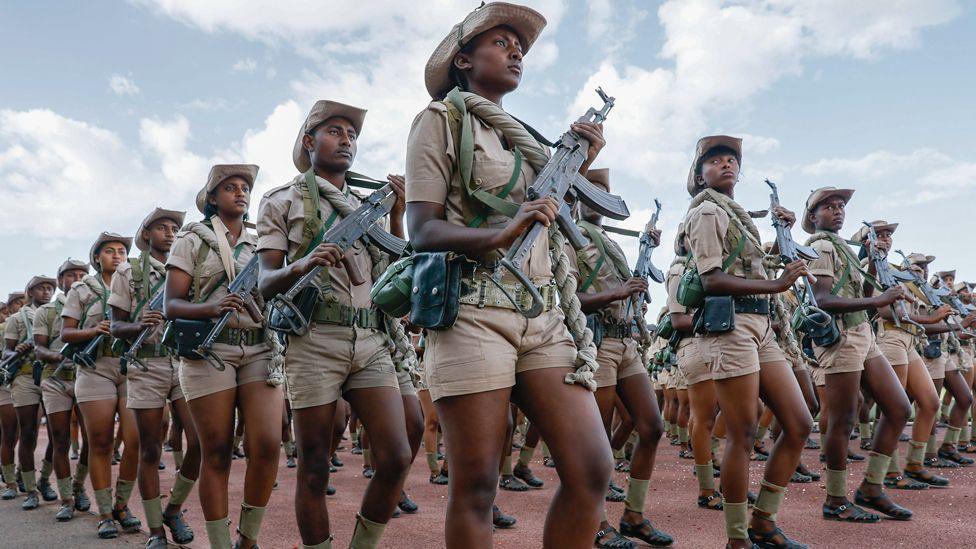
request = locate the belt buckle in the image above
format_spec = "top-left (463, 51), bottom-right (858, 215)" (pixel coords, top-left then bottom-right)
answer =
top-left (227, 328), bottom-right (240, 345)
top-left (476, 279), bottom-right (488, 308)
top-left (357, 308), bottom-right (368, 328)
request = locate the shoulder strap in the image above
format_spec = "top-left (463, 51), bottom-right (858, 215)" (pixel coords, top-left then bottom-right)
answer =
top-left (190, 230), bottom-right (247, 304)
top-left (19, 309), bottom-right (32, 341)
top-left (822, 234), bottom-right (881, 295)
top-left (577, 223), bottom-right (608, 293)
top-left (722, 222), bottom-right (748, 273)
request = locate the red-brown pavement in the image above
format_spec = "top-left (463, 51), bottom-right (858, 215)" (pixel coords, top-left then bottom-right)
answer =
top-left (7, 428), bottom-right (976, 548)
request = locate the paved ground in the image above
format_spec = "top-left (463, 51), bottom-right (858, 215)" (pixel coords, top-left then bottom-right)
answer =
top-left (3, 426), bottom-right (976, 548)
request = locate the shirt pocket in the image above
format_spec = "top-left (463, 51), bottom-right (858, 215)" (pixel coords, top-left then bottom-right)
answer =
top-left (470, 153), bottom-right (521, 230)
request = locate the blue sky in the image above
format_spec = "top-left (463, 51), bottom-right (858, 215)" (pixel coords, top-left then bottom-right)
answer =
top-left (1, 0), bottom-right (974, 308)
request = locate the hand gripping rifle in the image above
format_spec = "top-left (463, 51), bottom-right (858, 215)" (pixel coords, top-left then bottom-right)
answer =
top-left (766, 179), bottom-right (837, 343)
top-left (73, 309), bottom-right (111, 370)
top-left (0, 349), bottom-right (27, 386)
top-left (862, 222), bottom-right (924, 334)
top-left (120, 289), bottom-right (165, 374)
top-left (497, 88), bottom-right (630, 318)
top-left (627, 200), bottom-right (664, 342)
top-left (893, 250), bottom-right (969, 336)
top-left (268, 184), bottom-right (408, 336)
top-left (195, 256), bottom-right (263, 370)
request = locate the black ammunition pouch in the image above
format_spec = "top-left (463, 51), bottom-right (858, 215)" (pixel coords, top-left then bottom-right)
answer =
top-left (694, 296), bottom-right (736, 334)
top-left (409, 253), bottom-right (467, 331)
top-left (923, 336), bottom-right (942, 359)
top-left (586, 314), bottom-right (604, 348)
top-left (32, 360), bottom-right (43, 386)
top-left (268, 286), bottom-right (319, 335)
top-left (793, 306), bottom-right (841, 348)
top-left (162, 319), bottom-right (212, 360)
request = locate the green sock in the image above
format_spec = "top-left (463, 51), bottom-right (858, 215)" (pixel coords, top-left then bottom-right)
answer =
top-left (425, 452), bottom-right (439, 474)
top-left (40, 459), bottom-right (53, 481)
top-left (864, 452), bottom-right (891, 485)
top-left (664, 421), bottom-right (672, 435)
top-left (169, 473), bottom-right (195, 506)
top-left (678, 426), bottom-right (690, 445)
top-left (825, 468), bottom-right (847, 498)
top-left (301, 537), bottom-right (334, 549)
top-left (500, 454), bottom-right (513, 476)
top-left (206, 517), bottom-right (231, 548)
top-left (623, 477), bottom-right (650, 514)
top-left (926, 434), bottom-right (939, 455)
top-left (756, 425), bottom-right (768, 442)
top-left (943, 426), bottom-right (961, 446)
top-left (363, 448), bottom-right (372, 468)
top-left (94, 487), bottom-right (114, 516)
top-left (114, 478), bottom-right (135, 506)
top-left (238, 502), bottom-right (266, 541)
top-left (142, 496), bottom-right (164, 529)
top-left (907, 440), bottom-right (927, 465)
top-left (753, 479), bottom-right (786, 522)
top-left (541, 443), bottom-right (551, 459)
top-left (56, 477), bottom-right (73, 501)
top-left (723, 501), bottom-right (749, 540)
top-left (696, 462), bottom-right (715, 492)
top-left (349, 513), bottom-right (387, 549)
top-left (859, 422), bottom-right (871, 440)
top-left (612, 447), bottom-right (625, 460)
top-left (22, 470), bottom-right (37, 492)
top-left (0, 463), bottom-right (14, 485)
top-left (73, 463), bottom-right (89, 492)
top-left (283, 440), bottom-right (295, 457)
top-left (174, 450), bottom-right (184, 470)
top-left (518, 445), bottom-right (536, 467)
top-left (887, 448), bottom-right (901, 474)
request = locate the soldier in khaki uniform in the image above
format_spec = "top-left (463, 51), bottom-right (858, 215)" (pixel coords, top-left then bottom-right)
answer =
top-left (61, 232), bottom-right (142, 539)
top-left (4, 275), bottom-right (58, 510)
top-left (406, 3), bottom-right (614, 546)
top-left (568, 168), bottom-right (670, 548)
top-left (256, 100), bottom-right (412, 549)
top-left (110, 207), bottom-right (197, 548)
top-left (803, 187), bottom-right (914, 523)
top-left (34, 259), bottom-right (92, 521)
top-left (956, 281), bottom-right (976, 452)
top-left (0, 291), bottom-right (25, 499)
top-left (684, 135), bottom-right (812, 548)
top-left (164, 164), bottom-right (282, 549)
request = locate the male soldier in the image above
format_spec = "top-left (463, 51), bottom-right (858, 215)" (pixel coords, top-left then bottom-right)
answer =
top-left (0, 291), bottom-right (25, 498)
top-left (4, 276), bottom-right (58, 510)
top-left (569, 168), bottom-right (670, 548)
top-left (956, 281), bottom-right (976, 452)
top-left (257, 100), bottom-right (411, 548)
top-left (110, 207), bottom-right (198, 548)
top-left (34, 259), bottom-right (93, 521)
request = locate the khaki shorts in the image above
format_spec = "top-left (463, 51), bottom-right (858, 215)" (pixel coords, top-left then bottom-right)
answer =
top-left (811, 365), bottom-right (826, 387)
top-left (75, 357), bottom-right (126, 404)
top-left (672, 367), bottom-right (688, 390)
top-left (944, 352), bottom-right (959, 373)
top-left (698, 313), bottom-right (785, 381)
top-left (677, 338), bottom-right (711, 386)
top-left (924, 355), bottom-right (946, 380)
top-left (41, 375), bottom-right (76, 414)
top-left (657, 368), bottom-right (671, 390)
top-left (397, 368), bottom-right (417, 397)
top-left (593, 337), bottom-right (647, 388)
top-left (960, 346), bottom-right (974, 372)
top-left (425, 304), bottom-right (577, 401)
top-left (0, 385), bottom-right (11, 407)
top-left (285, 324), bottom-right (398, 409)
top-left (877, 328), bottom-right (922, 367)
top-left (10, 374), bottom-right (42, 408)
top-left (127, 357), bottom-right (184, 409)
top-left (814, 322), bottom-right (882, 377)
top-left (179, 342), bottom-right (272, 402)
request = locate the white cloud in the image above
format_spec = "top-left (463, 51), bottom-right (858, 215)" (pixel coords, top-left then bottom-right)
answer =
top-left (801, 148), bottom-right (951, 180)
top-left (108, 74), bottom-right (140, 96)
top-left (232, 57), bottom-right (258, 73)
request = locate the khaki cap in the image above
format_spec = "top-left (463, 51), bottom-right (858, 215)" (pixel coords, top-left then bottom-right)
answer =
top-left (25, 276), bottom-right (56, 295)
top-left (953, 281), bottom-right (968, 292)
top-left (90, 232), bottom-right (133, 272)
top-left (136, 207), bottom-right (187, 251)
top-left (935, 270), bottom-right (956, 280)
top-left (686, 135), bottom-right (742, 197)
top-left (851, 219), bottom-right (899, 243)
top-left (585, 168), bottom-right (610, 190)
top-left (196, 164), bottom-right (259, 214)
top-left (292, 101), bottom-right (368, 173)
top-left (906, 253), bottom-right (935, 266)
top-left (7, 291), bottom-right (25, 304)
top-left (57, 258), bottom-right (90, 277)
top-left (425, 2), bottom-right (547, 99)
top-left (802, 187), bottom-right (855, 234)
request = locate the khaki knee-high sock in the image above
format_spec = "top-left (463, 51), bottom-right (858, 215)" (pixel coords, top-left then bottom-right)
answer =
top-left (711, 436), bottom-right (721, 456)
top-left (238, 502), bottom-right (266, 542)
top-left (926, 434), bottom-right (939, 455)
top-left (142, 496), bottom-right (164, 529)
top-left (753, 479), bottom-right (787, 522)
top-left (664, 420), bottom-right (672, 435)
top-left (943, 426), bottom-right (961, 447)
top-left (73, 463), bottom-right (89, 492)
top-left (301, 537), bottom-right (334, 549)
top-left (206, 517), bottom-right (231, 548)
top-left (612, 447), bottom-right (625, 460)
top-left (0, 463), bottom-right (14, 485)
top-left (114, 478), bottom-right (135, 506)
top-left (94, 487), bottom-right (114, 516)
top-left (825, 468), bottom-right (847, 498)
top-left (40, 459), bottom-right (53, 481)
top-left (864, 452), bottom-right (891, 485)
top-left (941, 401), bottom-right (952, 420)
top-left (678, 426), bottom-right (690, 445)
top-left (624, 477), bottom-right (650, 514)
top-left (500, 453), bottom-right (513, 476)
top-left (961, 411), bottom-right (971, 443)
top-left (71, 438), bottom-right (79, 455)
top-left (696, 462), bottom-right (715, 492)
top-left (22, 470), bottom-right (36, 492)
top-left (907, 440), bottom-right (927, 465)
top-left (541, 442), bottom-right (551, 459)
top-left (819, 431), bottom-right (826, 451)
top-left (349, 513), bottom-right (386, 549)
top-left (518, 445), bottom-right (536, 467)
top-left (174, 450), bottom-right (184, 470)
top-left (363, 448), bottom-right (372, 468)
top-left (887, 448), bottom-right (901, 474)
top-left (859, 422), bottom-right (871, 441)
top-left (723, 501), bottom-right (749, 540)
top-left (756, 425), bottom-right (768, 442)
top-left (113, 434), bottom-right (123, 454)
top-left (233, 434), bottom-right (243, 449)
top-left (169, 473), bottom-right (195, 506)
top-left (425, 452), bottom-right (439, 474)
top-left (56, 477), bottom-right (73, 501)
top-left (283, 440), bottom-right (295, 457)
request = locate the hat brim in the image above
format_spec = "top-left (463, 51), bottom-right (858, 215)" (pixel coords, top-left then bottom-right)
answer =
top-left (25, 276), bottom-right (57, 295)
top-left (802, 188), bottom-right (855, 234)
top-left (686, 135), bottom-right (743, 196)
top-left (425, 2), bottom-right (547, 99)
top-left (293, 103), bottom-right (368, 173)
top-left (136, 208), bottom-right (187, 251)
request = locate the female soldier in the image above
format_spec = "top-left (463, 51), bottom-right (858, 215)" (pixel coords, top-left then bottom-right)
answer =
top-left (34, 259), bottom-right (92, 521)
top-left (802, 188), bottom-right (913, 523)
top-left (110, 207), bottom-right (198, 548)
top-left (0, 291), bottom-right (24, 500)
top-left (61, 232), bottom-right (142, 539)
top-left (164, 164), bottom-right (282, 549)
top-left (405, 3), bottom-right (613, 546)
top-left (684, 135), bottom-right (813, 548)
top-left (931, 270), bottom-right (974, 465)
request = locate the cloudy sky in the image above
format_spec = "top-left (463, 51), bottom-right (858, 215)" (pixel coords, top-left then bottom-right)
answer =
top-left (1, 0), bottom-right (974, 307)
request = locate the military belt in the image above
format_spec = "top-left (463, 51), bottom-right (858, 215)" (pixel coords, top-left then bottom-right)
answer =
top-left (733, 297), bottom-right (770, 316)
top-left (213, 327), bottom-right (266, 347)
top-left (601, 322), bottom-right (632, 339)
top-left (841, 311), bottom-right (869, 329)
top-left (311, 302), bottom-right (382, 330)
top-left (459, 278), bottom-right (557, 313)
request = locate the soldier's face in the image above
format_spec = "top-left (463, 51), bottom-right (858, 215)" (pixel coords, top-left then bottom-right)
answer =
top-left (59, 269), bottom-right (86, 291)
top-left (97, 242), bottom-right (128, 275)
top-left (454, 26), bottom-right (524, 95)
top-left (7, 298), bottom-right (24, 313)
top-left (29, 283), bottom-right (54, 306)
top-left (145, 218), bottom-right (180, 254)
top-left (308, 117), bottom-right (358, 173)
top-left (698, 152), bottom-right (739, 194)
top-left (811, 197), bottom-right (846, 232)
top-left (210, 176), bottom-right (251, 218)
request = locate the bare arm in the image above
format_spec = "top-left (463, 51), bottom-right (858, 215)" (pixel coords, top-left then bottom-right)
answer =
top-left (812, 276), bottom-right (903, 314)
top-left (257, 245), bottom-right (343, 301)
top-left (60, 317), bottom-right (109, 344)
top-left (163, 268), bottom-right (243, 321)
top-left (576, 278), bottom-right (648, 314)
top-left (406, 199), bottom-right (557, 256)
top-left (32, 334), bottom-right (62, 364)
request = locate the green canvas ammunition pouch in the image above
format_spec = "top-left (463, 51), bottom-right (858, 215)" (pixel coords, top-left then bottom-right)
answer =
top-left (655, 314), bottom-right (675, 341)
top-left (370, 254), bottom-right (415, 318)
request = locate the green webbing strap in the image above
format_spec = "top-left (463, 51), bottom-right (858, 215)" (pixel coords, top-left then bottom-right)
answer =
top-left (132, 276), bottom-right (164, 320)
top-left (191, 222), bottom-right (247, 303)
top-left (823, 233), bottom-right (881, 296)
top-left (722, 228), bottom-right (747, 272)
top-left (77, 276), bottom-right (109, 328)
top-left (579, 221), bottom-right (631, 280)
top-left (293, 169), bottom-right (325, 262)
top-left (467, 147), bottom-right (522, 228)
top-left (579, 255), bottom-right (606, 293)
top-left (577, 222), bottom-right (611, 292)
top-left (19, 309), bottom-right (32, 341)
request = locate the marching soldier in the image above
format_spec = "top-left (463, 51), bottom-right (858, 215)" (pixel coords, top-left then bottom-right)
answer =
top-left (0, 291), bottom-right (25, 499)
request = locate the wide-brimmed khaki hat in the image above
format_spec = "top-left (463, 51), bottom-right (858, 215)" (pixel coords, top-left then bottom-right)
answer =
top-left (196, 164), bottom-right (259, 214)
top-left (802, 187), bottom-right (855, 234)
top-left (851, 219), bottom-right (899, 243)
top-left (292, 100), bottom-right (368, 173)
top-left (136, 207), bottom-right (186, 251)
top-left (585, 168), bottom-right (610, 190)
top-left (935, 270), bottom-right (956, 280)
top-left (907, 253), bottom-right (935, 266)
top-left (25, 276), bottom-right (56, 296)
top-left (89, 232), bottom-right (133, 272)
top-left (953, 281), bottom-right (968, 292)
top-left (425, 2), bottom-right (547, 99)
top-left (686, 135), bottom-right (742, 197)
top-left (57, 258), bottom-right (90, 277)
top-left (7, 291), bottom-right (25, 304)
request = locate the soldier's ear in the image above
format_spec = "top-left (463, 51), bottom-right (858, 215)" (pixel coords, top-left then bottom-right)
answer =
top-left (453, 52), bottom-right (472, 72)
top-left (302, 132), bottom-right (316, 154)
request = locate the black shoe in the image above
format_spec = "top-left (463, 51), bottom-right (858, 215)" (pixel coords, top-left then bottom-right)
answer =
top-left (97, 518), bottom-right (119, 539)
top-left (74, 488), bottom-right (91, 511)
top-left (331, 454), bottom-right (343, 468)
top-left (904, 468), bottom-right (950, 487)
top-left (113, 505), bottom-right (143, 532)
top-left (498, 474), bottom-right (529, 492)
top-left (492, 505), bottom-right (516, 529)
top-left (804, 438), bottom-right (820, 450)
top-left (619, 518), bottom-right (674, 547)
top-left (748, 526), bottom-right (807, 549)
top-left (925, 455), bottom-right (960, 468)
top-left (596, 526), bottom-right (635, 549)
top-left (883, 474), bottom-right (929, 490)
top-left (898, 433), bottom-right (910, 442)
top-left (112, 451), bottom-right (121, 465)
top-left (351, 443), bottom-right (363, 455)
top-left (326, 484), bottom-right (336, 496)
top-left (847, 451), bottom-right (865, 462)
top-left (55, 502), bottom-right (74, 522)
top-left (145, 534), bottom-right (168, 549)
top-left (853, 490), bottom-right (913, 521)
top-left (286, 455), bottom-right (297, 469)
top-left (429, 471), bottom-right (449, 485)
top-left (513, 463), bottom-right (544, 488)
top-left (70, 449), bottom-right (79, 461)
top-left (938, 446), bottom-right (975, 466)
top-left (163, 443), bottom-right (173, 452)
top-left (158, 462), bottom-right (166, 470)
top-left (697, 491), bottom-right (724, 511)
top-left (605, 485), bottom-right (626, 503)
top-left (163, 509), bottom-right (195, 544)
top-left (0, 486), bottom-right (16, 500)
top-left (21, 491), bottom-right (39, 510)
top-left (398, 491), bottom-right (418, 514)
top-left (233, 447), bottom-right (245, 459)
top-left (37, 478), bottom-right (58, 501)
top-left (362, 466), bottom-right (375, 479)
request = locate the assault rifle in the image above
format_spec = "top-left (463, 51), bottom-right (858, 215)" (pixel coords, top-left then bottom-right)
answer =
top-left (498, 88), bottom-right (630, 318)
top-left (268, 183), bottom-right (408, 336)
top-left (73, 309), bottom-right (111, 369)
top-left (120, 289), bottom-right (166, 374)
top-left (626, 200), bottom-right (664, 343)
top-left (893, 250), bottom-right (969, 336)
top-left (195, 256), bottom-right (263, 370)
top-left (862, 222), bottom-right (923, 334)
top-left (0, 349), bottom-right (27, 386)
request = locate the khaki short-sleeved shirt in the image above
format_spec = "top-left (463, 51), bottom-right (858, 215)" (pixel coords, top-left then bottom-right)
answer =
top-left (256, 174), bottom-right (379, 310)
top-left (3, 305), bottom-right (34, 343)
top-left (405, 101), bottom-right (551, 284)
top-left (166, 225), bottom-right (262, 331)
top-left (33, 296), bottom-right (65, 349)
top-left (109, 256), bottom-right (167, 343)
top-left (666, 259), bottom-right (689, 315)
top-left (807, 234), bottom-right (864, 299)
top-left (568, 227), bottom-right (632, 323)
top-left (685, 201), bottom-right (767, 282)
top-left (62, 276), bottom-right (109, 329)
